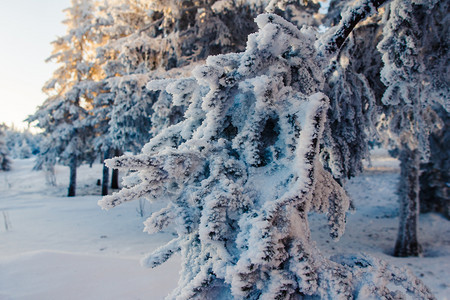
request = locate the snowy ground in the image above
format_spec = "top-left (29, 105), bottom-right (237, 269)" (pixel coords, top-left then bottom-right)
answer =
top-left (1, 152), bottom-right (449, 299)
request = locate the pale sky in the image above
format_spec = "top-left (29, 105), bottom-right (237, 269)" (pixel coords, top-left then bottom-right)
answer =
top-left (0, 0), bottom-right (71, 130)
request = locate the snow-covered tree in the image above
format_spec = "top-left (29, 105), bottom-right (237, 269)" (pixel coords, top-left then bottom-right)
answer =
top-left (91, 0), bottom-right (272, 193)
top-left (99, 0), bottom-right (267, 139)
top-left (145, 0), bottom-right (270, 142)
top-left (100, 6), bottom-right (434, 298)
top-left (92, 0), bottom-right (307, 194)
top-left (0, 124), bottom-right (11, 171)
top-left (145, 0), bottom-right (328, 145)
top-left (3, 126), bottom-right (39, 159)
top-left (28, 0), bottom-right (106, 196)
top-left (322, 0), bottom-right (449, 258)
top-left (377, 0), bottom-right (449, 257)
top-left (91, 0), bottom-right (166, 193)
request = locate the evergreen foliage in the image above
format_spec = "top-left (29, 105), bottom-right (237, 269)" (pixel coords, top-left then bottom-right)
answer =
top-left (88, 0), bottom-right (269, 195)
top-left (100, 10), bottom-right (435, 299)
top-left (96, 0), bottom-right (267, 153)
top-left (321, 21), bottom-right (381, 181)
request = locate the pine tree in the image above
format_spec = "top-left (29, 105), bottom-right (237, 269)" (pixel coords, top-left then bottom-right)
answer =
top-left (28, 0), bottom-right (106, 196)
top-left (377, 0), bottom-right (449, 257)
top-left (100, 4), bottom-right (435, 298)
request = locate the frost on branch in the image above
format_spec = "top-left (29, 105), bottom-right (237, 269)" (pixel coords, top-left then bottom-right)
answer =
top-left (100, 13), bottom-right (434, 299)
top-left (320, 14), bottom-right (382, 181)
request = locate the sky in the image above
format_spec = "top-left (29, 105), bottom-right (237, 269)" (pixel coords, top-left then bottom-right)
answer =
top-left (0, 0), bottom-right (71, 130)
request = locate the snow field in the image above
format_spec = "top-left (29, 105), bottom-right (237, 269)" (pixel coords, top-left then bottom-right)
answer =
top-left (1, 155), bottom-right (449, 299)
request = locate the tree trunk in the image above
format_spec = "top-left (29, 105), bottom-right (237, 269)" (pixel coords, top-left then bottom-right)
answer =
top-left (68, 156), bottom-right (77, 197)
top-left (111, 168), bottom-right (119, 189)
top-left (394, 147), bottom-right (422, 257)
top-left (111, 149), bottom-right (121, 189)
top-left (102, 149), bottom-right (110, 196)
top-left (45, 163), bottom-right (57, 187)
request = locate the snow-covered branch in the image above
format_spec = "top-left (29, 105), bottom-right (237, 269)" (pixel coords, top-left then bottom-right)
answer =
top-left (319, 0), bottom-right (387, 56)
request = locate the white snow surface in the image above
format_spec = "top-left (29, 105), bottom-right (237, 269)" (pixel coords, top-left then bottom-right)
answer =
top-left (1, 153), bottom-right (449, 299)
top-left (0, 159), bottom-right (179, 300)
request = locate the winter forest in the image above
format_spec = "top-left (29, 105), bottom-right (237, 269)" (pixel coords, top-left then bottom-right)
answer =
top-left (1, 0), bottom-right (449, 299)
